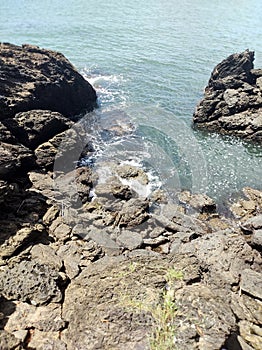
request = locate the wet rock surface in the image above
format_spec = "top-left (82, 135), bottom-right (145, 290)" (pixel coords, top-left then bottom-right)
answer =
top-left (193, 50), bottom-right (262, 142)
top-left (1, 45), bottom-right (262, 350)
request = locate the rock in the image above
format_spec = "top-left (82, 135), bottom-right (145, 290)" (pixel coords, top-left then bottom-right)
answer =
top-left (61, 254), bottom-right (235, 350)
top-left (43, 205), bottom-right (60, 225)
top-left (115, 198), bottom-right (149, 227)
top-left (117, 164), bottom-right (149, 185)
top-left (0, 142), bottom-right (34, 179)
top-left (87, 227), bottom-right (121, 255)
top-left (35, 140), bottom-right (58, 170)
top-left (111, 183), bottom-right (133, 200)
top-left (239, 320), bottom-right (262, 350)
top-left (174, 284), bottom-right (235, 350)
top-left (35, 123), bottom-right (93, 170)
top-left (0, 330), bottom-right (22, 350)
top-left (3, 110), bottom-right (73, 150)
top-left (28, 171), bottom-right (54, 198)
top-left (240, 269), bottom-right (262, 300)
top-left (177, 230), bottom-right (261, 289)
top-left (252, 229), bottom-right (262, 248)
top-left (5, 302), bottom-right (65, 333)
top-left (242, 214), bottom-right (262, 231)
top-left (208, 50), bottom-right (254, 89)
top-left (93, 176), bottom-right (134, 204)
top-left (75, 166), bottom-right (94, 204)
top-left (230, 187), bottom-right (262, 221)
top-left (143, 236), bottom-right (168, 246)
top-left (0, 121), bottom-right (17, 143)
top-left (155, 206), bottom-right (208, 235)
top-left (178, 191), bottom-right (216, 213)
top-left (61, 256), bottom-right (156, 350)
top-left (56, 240), bottom-right (103, 279)
top-left (30, 243), bottom-right (63, 270)
top-left (49, 217), bottom-right (72, 242)
top-left (193, 50), bottom-right (262, 142)
top-left (12, 330), bottom-right (28, 343)
top-left (238, 336), bottom-right (257, 350)
top-left (231, 293), bottom-right (262, 325)
top-left (0, 180), bottom-right (10, 204)
top-left (0, 43), bottom-right (97, 119)
top-left (52, 168), bottom-right (94, 209)
top-left (0, 225), bottom-right (46, 260)
top-left (117, 230), bottom-right (143, 250)
top-left (0, 261), bottom-right (62, 305)
top-left (25, 330), bottom-right (67, 350)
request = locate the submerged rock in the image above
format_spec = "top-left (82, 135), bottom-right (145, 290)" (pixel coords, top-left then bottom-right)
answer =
top-left (1, 43), bottom-right (262, 350)
top-left (193, 50), bottom-right (262, 142)
top-left (0, 43), bottom-right (97, 119)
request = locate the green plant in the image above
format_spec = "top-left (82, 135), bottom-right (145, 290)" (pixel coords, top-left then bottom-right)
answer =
top-left (118, 266), bottom-right (183, 350)
top-left (149, 268), bottom-right (183, 350)
top-left (165, 268), bottom-right (183, 283)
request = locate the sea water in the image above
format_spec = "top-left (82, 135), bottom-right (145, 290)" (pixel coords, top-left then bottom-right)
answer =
top-left (1, 0), bottom-right (262, 205)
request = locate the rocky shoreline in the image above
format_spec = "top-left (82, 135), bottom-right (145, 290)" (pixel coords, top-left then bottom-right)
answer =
top-left (0, 44), bottom-right (261, 350)
top-left (193, 50), bottom-right (262, 142)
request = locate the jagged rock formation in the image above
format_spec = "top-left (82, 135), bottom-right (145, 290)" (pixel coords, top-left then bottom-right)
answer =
top-left (193, 50), bottom-right (262, 142)
top-left (0, 45), bottom-right (261, 350)
top-left (0, 43), bottom-right (97, 119)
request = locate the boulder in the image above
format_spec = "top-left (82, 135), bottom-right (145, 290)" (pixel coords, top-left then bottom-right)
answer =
top-left (0, 142), bottom-right (35, 178)
top-left (3, 110), bottom-right (73, 150)
top-left (0, 260), bottom-right (62, 305)
top-left (0, 43), bottom-right (97, 119)
top-left (193, 50), bottom-right (262, 142)
top-left (116, 198), bottom-right (149, 227)
top-left (178, 190), bottom-right (216, 213)
top-left (35, 126), bottom-right (92, 170)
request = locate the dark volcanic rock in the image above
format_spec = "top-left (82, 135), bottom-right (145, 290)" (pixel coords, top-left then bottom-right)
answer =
top-left (0, 261), bottom-right (62, 305)
top-left (0, 142), bottom-right (35, 178)
top-left (208, 50), bottom-right (255, 89)
top-left (193, 50), bottom-right (262, 142)
top-left (3, 110), bottom-right (73, 150)
top-left (0, 121), bottom-right (17, 144)
top-left (0, 43), bottom-right (97, 119)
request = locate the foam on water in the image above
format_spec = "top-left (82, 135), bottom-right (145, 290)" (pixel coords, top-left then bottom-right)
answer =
top-left (77, 99), bottom-right (261, 207)
top-left (3, 0), bottom-right (262, 206)
top-left (82, 68), bottom-right (128, 107)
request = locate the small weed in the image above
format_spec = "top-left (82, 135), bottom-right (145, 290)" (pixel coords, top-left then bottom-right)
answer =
top-left (165, 268), bottom-right (183, 283)
top-left (149, 268), bottom-right (183, 350)
top-left (115, 262), bottom-right (140, 278)
top-left (118, 265), bottom-right (183, 350)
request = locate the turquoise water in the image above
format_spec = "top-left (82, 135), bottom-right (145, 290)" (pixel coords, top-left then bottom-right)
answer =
top-left (1, 0), bottom-right (262, 204)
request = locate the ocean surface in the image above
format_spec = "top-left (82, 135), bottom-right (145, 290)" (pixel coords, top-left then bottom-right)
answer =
top-left (1, 0), bottom-right (262, 206)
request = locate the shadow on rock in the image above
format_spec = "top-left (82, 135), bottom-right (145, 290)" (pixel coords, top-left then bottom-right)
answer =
top-left (0, 296), bottom-right (16, 330)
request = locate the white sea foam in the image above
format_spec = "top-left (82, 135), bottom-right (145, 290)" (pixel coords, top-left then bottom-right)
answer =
top-left (82, 69), bottom-right (128, 107)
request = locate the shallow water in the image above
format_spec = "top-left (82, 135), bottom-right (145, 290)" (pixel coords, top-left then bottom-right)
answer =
top-left (1, 0), bottom-right (262, 204)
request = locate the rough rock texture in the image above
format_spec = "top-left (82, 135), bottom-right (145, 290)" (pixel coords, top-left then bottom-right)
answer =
top-left (0, 261), bottom-right (62, 305)
top-left (1, 44), bottom-right (262, 350)
top-left (0, 142), bottom-right (34, 178)
top-left (2, 110), bottom-right (73, 150)
top-left (61, 255), bottom-right (235, 350)
top-left (0, 43), bottom-right (97, 119)
top-left (193, 50), bottom-right (262, 141)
